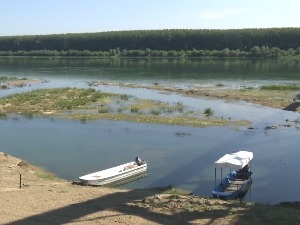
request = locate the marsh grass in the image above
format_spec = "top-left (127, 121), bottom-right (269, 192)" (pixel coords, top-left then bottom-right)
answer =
top-left (130, 106), bottom-right (140, 113)
top-left (260, 84), bottom-right (300, 90)
top-left (0, 76), bottom-right (11, 81)
top-left (0, 112), bottom-right (7, 119)
top-left (150, 109), bottom-right (161, 115)
top-left (0, 87), bottom-right (115, 113)
top-left (98, 106), bottom-right (111, 113)
top-left (0, 87), bottom-right (243, 127)
top-left (159, 105), bottom-right (184, 113)
top-left (21, 112), bottom-right (35, 119)
top-left (120, 94), bottom-right (130, 100)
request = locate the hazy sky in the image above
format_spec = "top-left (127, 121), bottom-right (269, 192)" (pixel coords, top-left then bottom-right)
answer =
top-left (1, 0), bottom-right (300, 36)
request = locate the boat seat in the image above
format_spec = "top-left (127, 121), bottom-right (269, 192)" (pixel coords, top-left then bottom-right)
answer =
top-left (124, 164), bottom-right (137, 171)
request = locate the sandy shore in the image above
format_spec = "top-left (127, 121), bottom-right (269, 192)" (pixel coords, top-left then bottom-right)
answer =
top-left (1, 152), bottom-right (299, 225)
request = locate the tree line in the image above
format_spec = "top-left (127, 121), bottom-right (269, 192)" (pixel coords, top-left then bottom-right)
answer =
top-left (1, 46), bottom-right (299, 58)
top-left (0, 28), bottom-right (300, 57)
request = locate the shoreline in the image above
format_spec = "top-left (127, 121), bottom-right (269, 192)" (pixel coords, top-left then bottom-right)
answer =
top-left (1, 151), bottom-right (299, 225)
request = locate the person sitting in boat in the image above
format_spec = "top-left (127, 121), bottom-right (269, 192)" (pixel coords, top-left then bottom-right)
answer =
top-left (241, 164), bottom-right (250, 172)
top-left (135, 157), bottom-right (146, 166)
top-left (234, 165), bottom-right (251, 179)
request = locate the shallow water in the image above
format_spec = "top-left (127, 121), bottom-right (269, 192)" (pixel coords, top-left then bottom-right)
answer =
top-left (1, 58), bottom-right (300, 204)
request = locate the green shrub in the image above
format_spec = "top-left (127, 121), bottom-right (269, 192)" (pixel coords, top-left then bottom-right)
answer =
top-left (204, 108), bottom-right (214, 116)
top-left (98, 106), bottom-right (110, 113)
top-left (130, 106), bottom-right (140, 113)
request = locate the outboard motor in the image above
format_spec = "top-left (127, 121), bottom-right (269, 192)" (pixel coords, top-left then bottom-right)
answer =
top-left (135, 157), bottom-right (145, 166)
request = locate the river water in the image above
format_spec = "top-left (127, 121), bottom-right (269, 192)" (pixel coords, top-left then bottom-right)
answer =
top-left (0, 57), bottom-right (300, 204)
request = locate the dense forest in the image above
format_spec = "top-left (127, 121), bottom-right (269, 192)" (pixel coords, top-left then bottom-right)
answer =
top-left (0, 28), bottom-right (300, 57)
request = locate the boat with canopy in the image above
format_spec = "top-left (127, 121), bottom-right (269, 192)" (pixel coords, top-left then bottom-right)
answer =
top-left (212, 151), bottom-right (253, 200)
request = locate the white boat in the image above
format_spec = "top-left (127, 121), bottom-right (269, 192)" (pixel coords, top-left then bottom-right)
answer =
top-left (78, 157), bottom-right (147, 186)
top-left (212, 151), bottom-right (253, 200)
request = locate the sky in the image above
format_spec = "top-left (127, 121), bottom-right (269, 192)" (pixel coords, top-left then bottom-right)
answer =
top-left (1, 0), bottom-right (300, 36)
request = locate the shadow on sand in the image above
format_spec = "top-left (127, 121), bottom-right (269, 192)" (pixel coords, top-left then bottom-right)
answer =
top-left (4, 187), bottom-right (248, 225)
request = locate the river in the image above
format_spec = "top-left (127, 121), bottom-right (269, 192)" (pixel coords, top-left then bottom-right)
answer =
top-left (0, 57), bottom-right (300, 204)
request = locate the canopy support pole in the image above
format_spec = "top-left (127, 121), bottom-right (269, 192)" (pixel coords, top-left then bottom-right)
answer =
top-left (214, 167), bottom-right (216, 188)
top-left (221, 167), bottom-right (223, 182)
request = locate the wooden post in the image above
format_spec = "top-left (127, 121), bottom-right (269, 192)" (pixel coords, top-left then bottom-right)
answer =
top-left (19, 174), bottom-right (22, 189)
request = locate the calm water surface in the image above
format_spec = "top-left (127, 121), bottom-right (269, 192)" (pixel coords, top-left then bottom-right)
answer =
top-left (0, 58), bottom-right (300, 204)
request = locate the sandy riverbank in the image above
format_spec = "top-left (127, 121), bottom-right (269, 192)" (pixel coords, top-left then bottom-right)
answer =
top-left (1, 152), bottom-right (299, 225)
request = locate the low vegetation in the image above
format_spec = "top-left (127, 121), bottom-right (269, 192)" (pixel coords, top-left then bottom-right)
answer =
top-left (0, 76), bottom-right (40, 89)
top-left (260, 84), bottom-right (300, 91)
top-left (1, 28), bottom-right (300, 59)
top-left (204, 107), bottom-right (214, 116)
top-left (0, 87), bottom-right (247, 127)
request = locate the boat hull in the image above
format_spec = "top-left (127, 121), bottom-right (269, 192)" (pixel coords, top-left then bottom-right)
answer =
top-left (78, 162), bottom-right (147, 187)
top-left (212, 171), bottom-right (253, 200)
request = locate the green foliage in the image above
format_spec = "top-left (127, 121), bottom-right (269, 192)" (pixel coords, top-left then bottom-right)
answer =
top-left (260, 84), bottom-right (300, 90)
top-left (0, 76), bottom-right (9, 81)
top-left (1, 84), bottom-right (8, 89)
top-left (0, 112), bottom-right (7, 119)
top-left (98, 106), bottom-right (110, 113)
top-left (150, 109), bottom-right (161, 115)
top-left (130, 106), bottom-right (140, 113)
top-left (120, 94), bottom-right (130, 100)
top-left (204, 107), bottom-right (214, 116)
top-left (0, 88), bottom-right (115, 113)
top-left (1, 28), bottom-right (300, 58)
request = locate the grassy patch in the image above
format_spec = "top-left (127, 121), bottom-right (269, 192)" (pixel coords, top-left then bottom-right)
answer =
top-left (71, 113), bottom-right (233, 127)
top-left (0, 87), bottom-right (248, 128)
top-left (0, 76), bottom-right (10, 81)
top-left (36, 172), bottom-right (56, 181)
top-left (160, 186), bottom-right (190, 196)
top-left (98, 106), bottom-right (111, 113)
top-left (0, 87), bottom-right (115, 113)
top-left (260, 84), bottom-right (300, 91)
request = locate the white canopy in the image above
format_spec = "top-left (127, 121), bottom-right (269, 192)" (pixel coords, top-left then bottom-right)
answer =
top-left (214, 151), bottom-right (253, 169)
